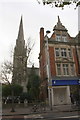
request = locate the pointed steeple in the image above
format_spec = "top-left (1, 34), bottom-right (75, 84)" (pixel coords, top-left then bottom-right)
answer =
top-left (58, 16), bottom-right (60, 23)
top-left (53, 16), bottom-right (67, 31)
top-left (17, 16), bottom-right (24, 40)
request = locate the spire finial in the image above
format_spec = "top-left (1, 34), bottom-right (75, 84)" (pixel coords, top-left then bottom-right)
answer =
top-left (17, 15), bottom-right (24, 40)
top-left (53, 16), bottom-right (67, 31)
top-left (58, 16), bottom-right (60, 23)
top-left (21, 15), bottom-right (23, 22)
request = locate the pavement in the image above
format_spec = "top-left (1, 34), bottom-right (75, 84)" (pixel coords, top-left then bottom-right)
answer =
top-left (2, 104), bottom-right (80, 116)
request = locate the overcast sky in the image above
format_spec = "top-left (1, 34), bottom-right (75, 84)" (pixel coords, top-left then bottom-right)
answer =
top-left (0, 0), bottom-right (79, 68)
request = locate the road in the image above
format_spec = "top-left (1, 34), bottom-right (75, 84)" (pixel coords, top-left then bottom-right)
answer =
top-left (2, 111), bottom-right (80, 120)
top-left (2, 116), bottom-right (80, 120)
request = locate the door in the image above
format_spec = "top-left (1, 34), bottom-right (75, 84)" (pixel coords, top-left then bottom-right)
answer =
top-left (53, 88), bottom-right (67, 105)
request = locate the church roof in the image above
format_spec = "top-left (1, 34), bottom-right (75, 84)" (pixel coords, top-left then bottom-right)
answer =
top-left (53, 16), bottom-right (67, 31)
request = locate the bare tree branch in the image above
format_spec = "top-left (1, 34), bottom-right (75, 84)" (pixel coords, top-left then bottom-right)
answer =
top-left (26, 37), bottom-right (35, 63)
top-left (1, 61), bottom-right (13, 84)
top-left (1, 37), bottom-right (35, 84)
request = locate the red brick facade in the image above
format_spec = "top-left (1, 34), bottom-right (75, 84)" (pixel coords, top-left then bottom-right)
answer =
top-left (39, 17), bottom-right (80, 101)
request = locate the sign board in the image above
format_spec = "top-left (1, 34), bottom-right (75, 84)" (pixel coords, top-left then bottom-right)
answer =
top-left (52, 79), bottom-right (80, 86)
top-left (48, 86), bottom-right (52, 88)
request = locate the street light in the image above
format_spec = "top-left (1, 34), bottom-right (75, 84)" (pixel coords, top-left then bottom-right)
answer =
top-left (44, 30), bottom-right (52, 110)
top-left (11, 77), bottom-right (15, 112)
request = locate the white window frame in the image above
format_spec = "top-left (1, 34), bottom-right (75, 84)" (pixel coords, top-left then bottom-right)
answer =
top-left (62, 64), bottom-right (69, 76)
top-left (62, 36), bottom-right (67, 42)
top-left (55, 48), bottom-right (60, 57)
top-left (56, 63), bottom-right (61, 76)
top-left (68, 48), bottom-right (72, 58)
top-left (56, 35), bottom-right (61, 41)
top-left (61, 48), bottom-right (67, 57)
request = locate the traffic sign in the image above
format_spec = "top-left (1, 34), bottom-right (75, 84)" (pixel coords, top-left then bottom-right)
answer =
top-left (52, 79), bottom-right (80, 86)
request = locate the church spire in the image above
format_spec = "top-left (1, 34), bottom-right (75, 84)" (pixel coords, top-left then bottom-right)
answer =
top-left (58, 16), bottom-right (61, 23)
top-left (17, 16), bottom-right (24, 40)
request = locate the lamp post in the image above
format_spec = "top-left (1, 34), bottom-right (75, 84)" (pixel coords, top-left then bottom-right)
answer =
top-left (11, 77), bottom-right (15, 112)
top-left (44, 30), bottom-right (52, 110)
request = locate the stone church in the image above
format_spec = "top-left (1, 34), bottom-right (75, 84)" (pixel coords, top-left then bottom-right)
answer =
top-left (13, 17), bottom-right (27, 92)
top-left (12, 17), bottom-right (39, 92)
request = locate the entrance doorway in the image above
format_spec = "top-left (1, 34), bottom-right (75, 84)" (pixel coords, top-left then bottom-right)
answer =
top-left (53, 87), bottom-right (67, 105)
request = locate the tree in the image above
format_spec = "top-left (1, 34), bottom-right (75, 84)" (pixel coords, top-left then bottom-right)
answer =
top-left (37, 0), bottom-right (80, 8)
top-left (1, 61), bottom-right (16, 111)
top-left (0, 36), bottom-right (35, 110)
top-left (1, 61), bottom-right (13, 84)
top-left (0, 37), bottom-right (34, 84)
top-left (2, 84), bottom-right (23, 97)
top-left (27, 65), bottom-right (40, 102)
top-left (2, 84), bottom-right (11, 97)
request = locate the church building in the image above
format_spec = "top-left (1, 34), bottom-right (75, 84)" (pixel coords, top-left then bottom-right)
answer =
top-left (12, 17), bottom-right (39, 92)
top-left (13, 17), bottom-right (27, 92)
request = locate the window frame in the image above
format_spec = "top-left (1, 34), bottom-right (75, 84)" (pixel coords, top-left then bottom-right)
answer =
top-left (68, 48), bottom-right (72, 58)
top-left (61, 48), bottom-right (67, 58)
top-left (62, 64), bottom-right (69, 76)
top-left (56, 63), bottom-right (61, 76)
top-left (62, 36), bottom-right (67, 42)
top-left (55, 48), bottom-right (60, 57)
top-left (70, 64), bottom-right (75, 75)
top-left (56, 35), bottom-right (61, 41)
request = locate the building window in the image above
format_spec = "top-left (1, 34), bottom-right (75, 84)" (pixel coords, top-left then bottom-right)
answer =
top-left (62, 36), bottom-right (67, 42)
top-left (61, 48), bottom-right (67, 57)
top-left (68, 48), bottom-right (72, 58)
top-left (63, 64), bottom-right (69, 75)
top-left (55, 48), bottom-right (60, 57)
top-left (56, 35), bottom-right (61, 41)
top-left (70, 64), bottom-right (75, 75)
top-left (56, 64), bottom-right (61, 75)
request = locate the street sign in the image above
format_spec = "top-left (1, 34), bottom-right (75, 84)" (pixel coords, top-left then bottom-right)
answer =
top-left (52, 79), bottom-right (80, 86)
top-left (48, 86), bottom-right (52, 88)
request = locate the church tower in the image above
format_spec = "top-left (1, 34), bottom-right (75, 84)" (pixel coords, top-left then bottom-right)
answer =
top-left (13, 16), bottom-right (27, 92)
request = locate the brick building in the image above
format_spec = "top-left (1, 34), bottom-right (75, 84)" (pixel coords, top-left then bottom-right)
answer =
top-left (39, 16), bottom-right (80, 105)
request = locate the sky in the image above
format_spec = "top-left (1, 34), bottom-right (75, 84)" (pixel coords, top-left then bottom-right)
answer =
top-left (0, 0), bottom-right (79, 68)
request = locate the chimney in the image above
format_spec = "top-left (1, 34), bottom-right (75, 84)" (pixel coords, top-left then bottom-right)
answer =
top-left (40, 27), bottom-right (44, 51)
